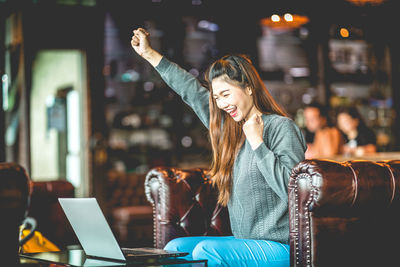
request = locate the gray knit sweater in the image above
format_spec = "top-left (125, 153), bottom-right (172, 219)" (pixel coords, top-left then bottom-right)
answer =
top-left (155, 57), bottom-right (306, 244)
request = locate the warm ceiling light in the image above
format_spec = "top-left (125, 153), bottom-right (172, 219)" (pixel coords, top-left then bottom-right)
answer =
top-left (260, 14), bottom-right (309, 29)
top-left (346, 0), bottom-right (385, 5)
top-left (340, 28), bottom-right (350, 38)
top-left (284, 13), bottom-right (293, 22)
top-left (271, 14), bottom-right (280, 22)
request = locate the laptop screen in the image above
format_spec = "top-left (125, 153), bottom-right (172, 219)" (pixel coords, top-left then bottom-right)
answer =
top-left (58, 198), bottom-right (126, 261)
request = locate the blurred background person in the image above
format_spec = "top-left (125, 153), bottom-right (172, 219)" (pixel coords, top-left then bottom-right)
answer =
top-left (337, 106), bottom-right (377, 156)
top-left (303, 102), bottom-right (344, 159)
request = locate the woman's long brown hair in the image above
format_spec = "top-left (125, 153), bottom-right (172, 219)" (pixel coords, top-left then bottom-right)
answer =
top-left (205, 54), bottom-right (288, 206)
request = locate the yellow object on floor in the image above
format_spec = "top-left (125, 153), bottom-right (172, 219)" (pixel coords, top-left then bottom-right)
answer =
top-left (20, 229), bottom-right (60, 253)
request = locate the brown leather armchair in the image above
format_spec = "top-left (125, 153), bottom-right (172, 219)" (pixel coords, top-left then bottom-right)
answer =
top-left (145, 159), bottom-right (400, 267)
top-left (289, 159), bottom-right (400, 267)
top-left (0, 161), bottom-right (77, 266)
top-left (0, 162), bottom-right (31, 265)
top-left (144, 167), bottom-right (232, 249)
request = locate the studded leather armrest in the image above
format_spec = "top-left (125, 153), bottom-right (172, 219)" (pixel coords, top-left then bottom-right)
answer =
top-left (288, 159), bottom-right (400, 267)
top-left (144, 167), bottom-right (232, 249)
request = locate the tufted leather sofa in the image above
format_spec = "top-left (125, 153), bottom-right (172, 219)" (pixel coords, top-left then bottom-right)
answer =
top-left (27, 180), bottom-right (77, 249)
top-left (289, 159), bottom-right (400, 267)
top-left (144, 167), bottom-right (232, 249)
top-left (145, 159), bottom-right (400, 266)
top-left (106, 170), bottom-right (153, 247)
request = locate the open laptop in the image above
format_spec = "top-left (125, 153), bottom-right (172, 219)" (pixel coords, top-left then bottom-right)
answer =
top-left (58, 198), bottom-right (188, 263)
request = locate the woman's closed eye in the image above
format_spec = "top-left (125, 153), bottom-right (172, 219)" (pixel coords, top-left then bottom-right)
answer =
top-left (213, 94), bottom-right (229, 100)
top-left (214, 94), bottom-right (229, 99)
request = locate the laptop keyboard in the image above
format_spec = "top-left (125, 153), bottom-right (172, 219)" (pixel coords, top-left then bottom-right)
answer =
top-left (121, 248), bottom-right (156, 255)
top-left (121, 247), bottom-right (188, 259)
top-left (121, 247), bottom-right (167, 256)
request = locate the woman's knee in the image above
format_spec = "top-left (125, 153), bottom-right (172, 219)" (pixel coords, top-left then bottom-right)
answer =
top-left (164, 237), bottom-right (186, 251)
top-left (192, 240), bottom-right (228, 267)
top-left (164, 236), bottom-right (213, 258)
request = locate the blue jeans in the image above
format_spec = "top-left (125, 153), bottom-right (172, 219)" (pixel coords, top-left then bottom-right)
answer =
top-left (164, 236), bottom-right (289, 267)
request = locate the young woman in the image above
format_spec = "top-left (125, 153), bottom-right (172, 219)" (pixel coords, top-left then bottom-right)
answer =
top-left (337, 106), bottom-right (377, 156)
top-left (131, 28), bottom-right (306, 267)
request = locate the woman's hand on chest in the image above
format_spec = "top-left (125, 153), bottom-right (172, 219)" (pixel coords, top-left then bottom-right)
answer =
top-left (243, 114), bottom-right (264, 150)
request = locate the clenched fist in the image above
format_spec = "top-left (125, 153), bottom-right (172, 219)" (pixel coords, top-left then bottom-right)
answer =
top-left (243, 113), bottom-right (264, 150)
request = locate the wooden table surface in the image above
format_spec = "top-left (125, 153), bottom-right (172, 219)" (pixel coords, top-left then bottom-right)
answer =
top-left (325, 151), bottom-right (400, 162)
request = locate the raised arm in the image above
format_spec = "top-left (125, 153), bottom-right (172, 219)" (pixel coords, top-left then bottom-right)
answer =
top-left (131, 28), bottom-right (210, 128)
top-left (131, 28), bottom-right (162, 67)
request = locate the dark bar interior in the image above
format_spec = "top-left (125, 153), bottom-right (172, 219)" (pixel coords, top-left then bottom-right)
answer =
top-left (1, 0), bottom-right (400, 266)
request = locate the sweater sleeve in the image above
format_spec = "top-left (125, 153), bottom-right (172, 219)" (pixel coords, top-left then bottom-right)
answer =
top-left (253, 116), bottom-right (307, 201)
top-left (155, 56), bottom-right (210, 128)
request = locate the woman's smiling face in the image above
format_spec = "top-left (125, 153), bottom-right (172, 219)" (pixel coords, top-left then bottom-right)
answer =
top-left (212, 76), bottom-right (255, 122)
